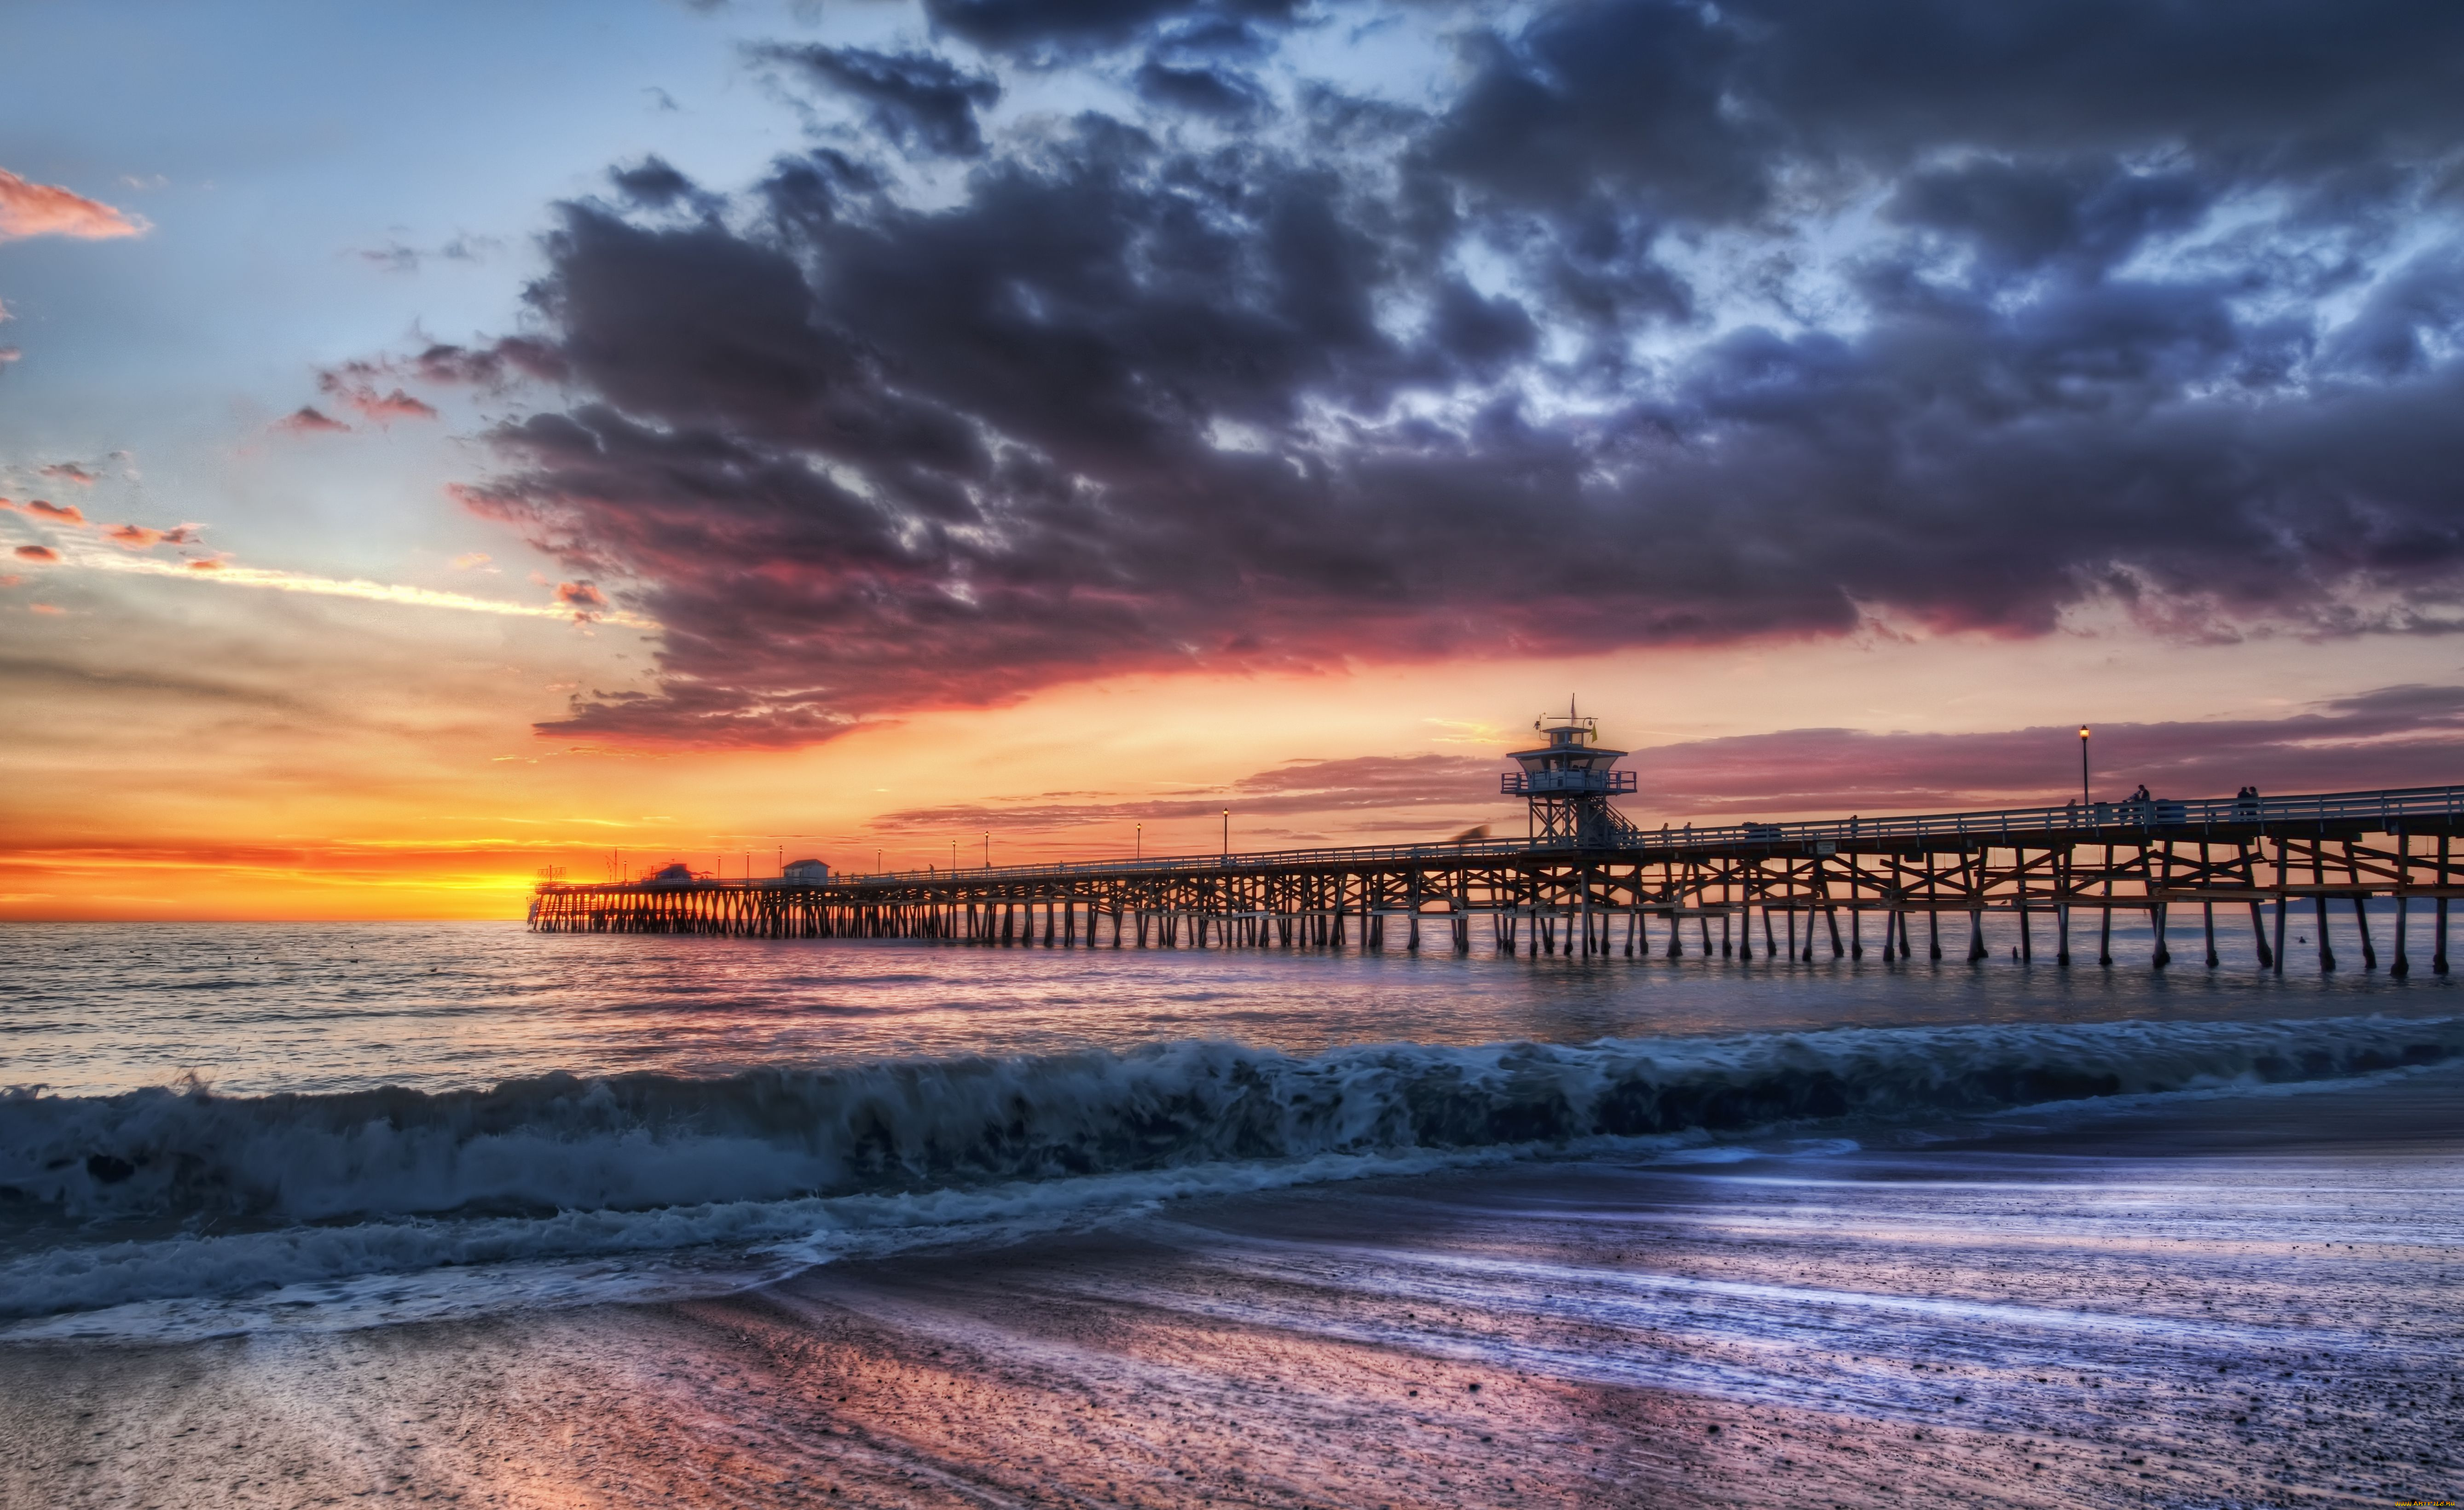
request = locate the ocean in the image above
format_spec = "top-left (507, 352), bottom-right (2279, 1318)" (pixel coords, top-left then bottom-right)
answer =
top-left (2, 918), bottom-right (2459, 1507)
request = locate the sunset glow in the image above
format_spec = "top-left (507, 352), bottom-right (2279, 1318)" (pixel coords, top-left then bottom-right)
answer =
top-left (7, 0), bottom-right (2464, 920)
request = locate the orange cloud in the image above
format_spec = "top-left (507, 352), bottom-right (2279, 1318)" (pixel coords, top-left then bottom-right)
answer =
top-left (0, 168), bottom-right (147, 241)
top-left (25, 499), bottom-right (86, 524)
top-left (556, 580), bottom-right (607, 610)
top-left (452, 552), bottom-right (492, 569)
top-left (273, 405), bottom-right (350, 434)
top-left (186, 556), bottom-right (226, 571)
top-left (28, 603), bottom-right (64, 615)
top-left (39, 462), bottom-right (98, 486)
top-left (106, 523), bottom-right (163, 548)
top-left (0, 573), bottom-right (20, 587)
top-left (13, 544), bottom-right (59, 562)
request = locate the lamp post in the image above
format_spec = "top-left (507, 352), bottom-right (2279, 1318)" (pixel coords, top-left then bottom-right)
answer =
top-left (2079, 726), bottom-right (2092, 808)
top-left (1222, 807), bottom-right (1229, 860)
top-left (983, 832), bottom-right (989, 869)
top-left (1135, 823), bottom-right (1142, 860)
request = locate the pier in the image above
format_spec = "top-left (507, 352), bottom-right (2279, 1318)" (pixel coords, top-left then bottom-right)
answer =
top-left (527, 710), bottom-right (2464, 974)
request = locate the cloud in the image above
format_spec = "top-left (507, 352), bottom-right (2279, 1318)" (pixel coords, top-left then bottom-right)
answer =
top-left (272, 406), bottom-right (350, 434)
top-left (346, 388), bottom-right (439, 423)
top-left (0, 168), bottom-right (147, 241)
top-left (555, 580), bottom-right (607, 614)
top-left (38, 462), bottom-right (98, 487)
top-left (355, 234), bottom-right (502, 273)
top-left (0, 574), bottom-right (19, 587)
top-left (104, 524), bottom-right (162, 548)
top-left (1622, 684), bottom-right (2464, 817)
top-left (410, 0), bottom-right (2464, 747)
top-left (315, 368), bottom-right (440, 424)
top-left (920, 0), bottom-right (1303, 57)
top-left (452, 552), bottom-right (492, 569)
top-left (1133, 59), bottom-right (1265, 118)
top-left (753, 43), bottom-right (1001, 157)
top-left (876, 753), bottom-right (1502, 832)
top-left (24, 499), bottom-right (86, 524)
top-left (872, 685), bottom-right (2464, 837)
top-left (14, 545), bottom-right (60, 562)
top-left (609, 156), bottom-right (700, 208)
top-left (45, 547), bottom-right (654, 626)
top-left (28, 602), bottom-right (65, 615)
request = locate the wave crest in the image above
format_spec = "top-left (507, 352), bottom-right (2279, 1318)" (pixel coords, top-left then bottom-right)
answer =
top-left (7, 1015), bottom-right (2455, 1231)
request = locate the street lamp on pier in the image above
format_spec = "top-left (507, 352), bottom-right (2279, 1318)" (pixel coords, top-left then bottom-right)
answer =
top-left (2080, 726), bottom-right (2092, 808)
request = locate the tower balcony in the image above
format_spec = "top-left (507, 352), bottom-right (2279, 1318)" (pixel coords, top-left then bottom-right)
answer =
top-left (1502, 768), bottom-right (1636, 795)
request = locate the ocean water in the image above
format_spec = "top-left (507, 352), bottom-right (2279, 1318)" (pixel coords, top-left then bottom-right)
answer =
top-left (2, 919), bottom-right (2460, 1507)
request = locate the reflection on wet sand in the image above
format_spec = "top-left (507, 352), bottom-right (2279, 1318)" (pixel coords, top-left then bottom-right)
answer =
top-left (6, 1068), bottom-right (2458, 1508)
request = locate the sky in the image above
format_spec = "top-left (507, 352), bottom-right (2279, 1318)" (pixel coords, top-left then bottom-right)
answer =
top-left (5, 0), bottom-right (2464, 920)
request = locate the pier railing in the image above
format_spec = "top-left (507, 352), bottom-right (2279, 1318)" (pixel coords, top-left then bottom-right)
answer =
top-left (548, 783), bottom-right (2464, 893)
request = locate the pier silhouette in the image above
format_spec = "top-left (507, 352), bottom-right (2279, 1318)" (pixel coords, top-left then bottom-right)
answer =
top-left (530, 709), bottom-right (2463, 975)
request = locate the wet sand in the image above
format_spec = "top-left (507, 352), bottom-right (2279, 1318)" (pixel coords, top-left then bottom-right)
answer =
top-left (7, 1071), bottom-right (2460, 1509)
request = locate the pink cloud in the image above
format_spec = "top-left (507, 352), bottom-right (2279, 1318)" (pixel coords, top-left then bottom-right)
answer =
top-left (14, 545), bottom-right (60, 562)
top-left (1614, 687), bottom-right (2464, 818)
top-left (105, 524), bottom-right (163, 548)
top-left (315, 366), bottom-right (439, 425)
top-left (555, 581), bottom-right (607, 620)
top-left (272, 406), bottom-right (350, 434)
top-left (0, 574), bottom-right (20, 587)
top-left (25, 499), bottom-right (86, 524)
top-left (28, 603), bottom-right (65, 615)
top-left (38, 462), bottom-right (97, 486)
top-left (0, 168), bottom-right (147, 242)
top-left (343, 387), bottom-right (439, 424)
top-left (451, 552), bottom-right (492, 569)
top-left (185, 557), bottom-right (226, 571)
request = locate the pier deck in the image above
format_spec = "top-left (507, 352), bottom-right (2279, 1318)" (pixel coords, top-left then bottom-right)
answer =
top-left (528, 784), bottom-right (2464, 973)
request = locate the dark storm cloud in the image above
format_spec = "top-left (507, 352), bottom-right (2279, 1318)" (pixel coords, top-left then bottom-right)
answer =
top-left (920, 0), bottom-right (1302, 56)
top-left (607, 155), bottom-right (698, 208)
top-left (755, 43), bottom-right (1001, 158)
top-left (1133, 59), bottom-right (1264, 119)
top-left (430, 0), bottom-right (2464, 746)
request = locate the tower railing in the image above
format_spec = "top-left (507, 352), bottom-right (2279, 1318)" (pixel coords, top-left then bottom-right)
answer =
top-left (1502, 770), bottom-right (1638, 794)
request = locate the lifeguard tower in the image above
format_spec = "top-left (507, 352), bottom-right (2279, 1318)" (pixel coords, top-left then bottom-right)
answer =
top-left (1503, 699), bottom-right (1643, 848)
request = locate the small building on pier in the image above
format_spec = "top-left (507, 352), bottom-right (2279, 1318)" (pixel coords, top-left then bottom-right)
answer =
top-left (1504, 700), bottom-right (1643, 847)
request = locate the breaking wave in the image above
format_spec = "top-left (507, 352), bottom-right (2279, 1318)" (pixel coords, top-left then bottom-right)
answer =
top-left (3, 1013), bottom-right (2458, 1326)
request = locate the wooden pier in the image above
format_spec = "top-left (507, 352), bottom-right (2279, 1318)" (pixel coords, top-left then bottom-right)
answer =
top-left (529, 784), bottom-right (2464, 974)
